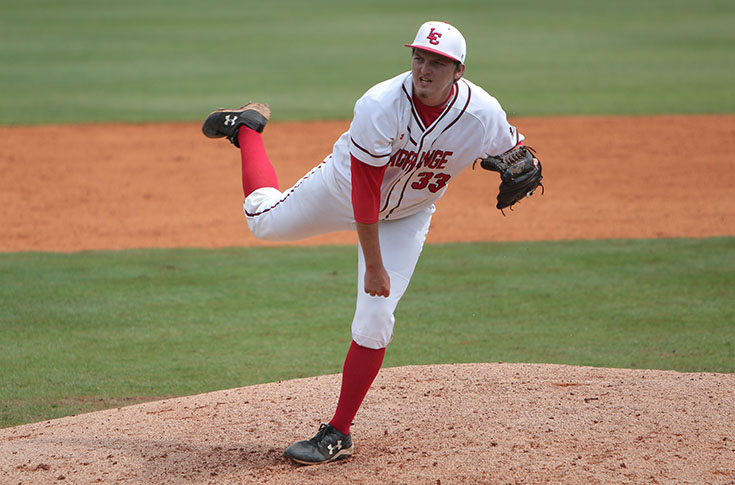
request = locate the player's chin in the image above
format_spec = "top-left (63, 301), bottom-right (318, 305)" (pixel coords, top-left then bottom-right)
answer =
top-left (413, 86), bottom-right (433, 101)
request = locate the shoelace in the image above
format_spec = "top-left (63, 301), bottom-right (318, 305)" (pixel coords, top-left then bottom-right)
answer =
top-left (309, 423), bottom-right (330, 444)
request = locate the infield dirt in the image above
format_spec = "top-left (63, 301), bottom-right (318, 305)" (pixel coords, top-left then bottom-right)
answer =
top-left (1, 115), bottom-right (734, 484)
top-left (2, 115), bottom-right (734, 251)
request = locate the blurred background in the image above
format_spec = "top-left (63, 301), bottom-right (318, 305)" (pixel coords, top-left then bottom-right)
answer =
top-left (2, 0), bottom-right (734, 124)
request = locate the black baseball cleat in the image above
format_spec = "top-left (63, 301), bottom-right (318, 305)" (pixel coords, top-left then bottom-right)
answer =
top-left (283, 423), bottom-right (353, 466)
top-left (201, 102), bottom-right (271, 147)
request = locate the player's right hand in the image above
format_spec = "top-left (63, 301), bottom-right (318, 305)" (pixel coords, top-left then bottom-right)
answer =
top-left (364, 266), bottom-right (390, 297)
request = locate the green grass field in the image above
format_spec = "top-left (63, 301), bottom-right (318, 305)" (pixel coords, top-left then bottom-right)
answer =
top-left (1, 0), bottom-right (734, 124)
top-left (1, 1), bottom-right (734, 428)
top-left (1, 239), bottom-right (734, 428)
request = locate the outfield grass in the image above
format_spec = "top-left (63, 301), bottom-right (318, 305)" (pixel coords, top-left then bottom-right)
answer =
top-left (1, 238), bottom-right (733, 428)
top-left (1, 0), bottom-right (734, 124)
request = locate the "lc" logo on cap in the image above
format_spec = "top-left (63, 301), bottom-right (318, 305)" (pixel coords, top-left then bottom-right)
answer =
top-left (426, 28), bottom-right (442, 45)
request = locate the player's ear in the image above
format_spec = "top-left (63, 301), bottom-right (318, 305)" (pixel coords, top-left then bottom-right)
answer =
top-left (454, 64), bottom-right (465, 81)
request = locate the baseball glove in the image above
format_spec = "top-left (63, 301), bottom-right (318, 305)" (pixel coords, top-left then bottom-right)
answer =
top-left (474, 145), bottom-right (544, 214)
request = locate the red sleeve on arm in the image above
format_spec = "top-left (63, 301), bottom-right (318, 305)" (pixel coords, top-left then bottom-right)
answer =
top-left (351, 154), bottom-right (386, 224)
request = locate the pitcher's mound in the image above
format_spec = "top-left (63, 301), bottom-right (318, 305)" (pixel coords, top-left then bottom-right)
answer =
top-left (2, 363), bottom-right (733, 484)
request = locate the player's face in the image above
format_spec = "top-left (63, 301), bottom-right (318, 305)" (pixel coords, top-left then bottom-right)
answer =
top-left (411, 49), bottom-right (465, 106)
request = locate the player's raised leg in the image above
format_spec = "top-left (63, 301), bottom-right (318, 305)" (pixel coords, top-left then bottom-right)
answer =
top-left (203, 103), bottom-right (356, 241)
top-left (202, 103), bottom-right (279, 197)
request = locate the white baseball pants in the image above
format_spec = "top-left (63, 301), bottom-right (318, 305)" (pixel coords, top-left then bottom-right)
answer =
top-left (243, 161), bottom-right (434, 349)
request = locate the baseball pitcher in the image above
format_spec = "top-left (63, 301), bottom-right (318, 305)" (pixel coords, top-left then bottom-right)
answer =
top-left (202, 20), bottom-right (542, 465)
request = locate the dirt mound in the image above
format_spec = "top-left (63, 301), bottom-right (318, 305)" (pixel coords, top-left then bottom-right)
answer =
top-left (1, 363), bottom-right (733, 484)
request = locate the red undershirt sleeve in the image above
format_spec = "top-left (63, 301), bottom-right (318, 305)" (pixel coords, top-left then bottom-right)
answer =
top-left (351, 154), bottom-right (386, 224)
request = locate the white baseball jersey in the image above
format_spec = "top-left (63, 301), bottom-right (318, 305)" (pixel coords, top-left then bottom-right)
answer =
top-left (328, 71), bottom-right (523, 220)
top-left (243, 71), bottom-right (523, 349)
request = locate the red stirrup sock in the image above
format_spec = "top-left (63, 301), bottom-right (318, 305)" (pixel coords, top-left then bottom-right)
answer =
top-left (329, 340), bottom-right (386, 436)
top-left (237, 127), bottom-right (279, 197)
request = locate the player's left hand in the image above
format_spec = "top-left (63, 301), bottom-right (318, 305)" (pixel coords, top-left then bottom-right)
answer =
top-left (364, 266), bottom-right (390, 297)
top-left (474, 145), bottom-right (544, 214)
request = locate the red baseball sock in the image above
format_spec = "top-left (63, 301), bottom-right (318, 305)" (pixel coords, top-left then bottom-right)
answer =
top-left (237, 127), bottom-right (279, 197)
top-left (329, 340), bottom-right (385, 436)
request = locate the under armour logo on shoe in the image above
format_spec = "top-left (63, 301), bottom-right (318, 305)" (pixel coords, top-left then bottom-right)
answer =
top-left (327, 440), bottom-right (342, 455)
top-left (224, 115), bottom-right (238, 126)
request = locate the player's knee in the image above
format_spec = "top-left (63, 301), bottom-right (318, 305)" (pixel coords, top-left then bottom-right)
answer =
top-left (352, 332), bottom-right (391, 350)
top-left (351, 305), bottom-right (395, 350)
top-left (245, 218), bottom-right (281, 241)
top-left (242, 188), bottom-right (287, 240)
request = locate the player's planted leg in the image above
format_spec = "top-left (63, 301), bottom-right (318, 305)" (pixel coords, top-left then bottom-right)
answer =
top-left (283, 341), bottom-right (382, 465)
top-left (328, 341), bottom-right (385, 435)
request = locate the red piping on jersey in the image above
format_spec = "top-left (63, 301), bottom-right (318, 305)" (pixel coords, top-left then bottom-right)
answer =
top-left (406, 125), bottom-right (417, 146)
top-left (381, 86), bottom-right (457, 214)
top-left (439, 79), bottom-right (471, 135)
top-left (379, 84), bottom-right (422, 213)
top-left (351, 137), bottom-right (391, 160)
top-left (381, 83), bottom-right (458, 214)
top-left (409, 102), bottom-right (424, 131)
top-left (403, 84), bottom-right (424, 130)
top-left (383, 82), bottom-right (465, 218)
